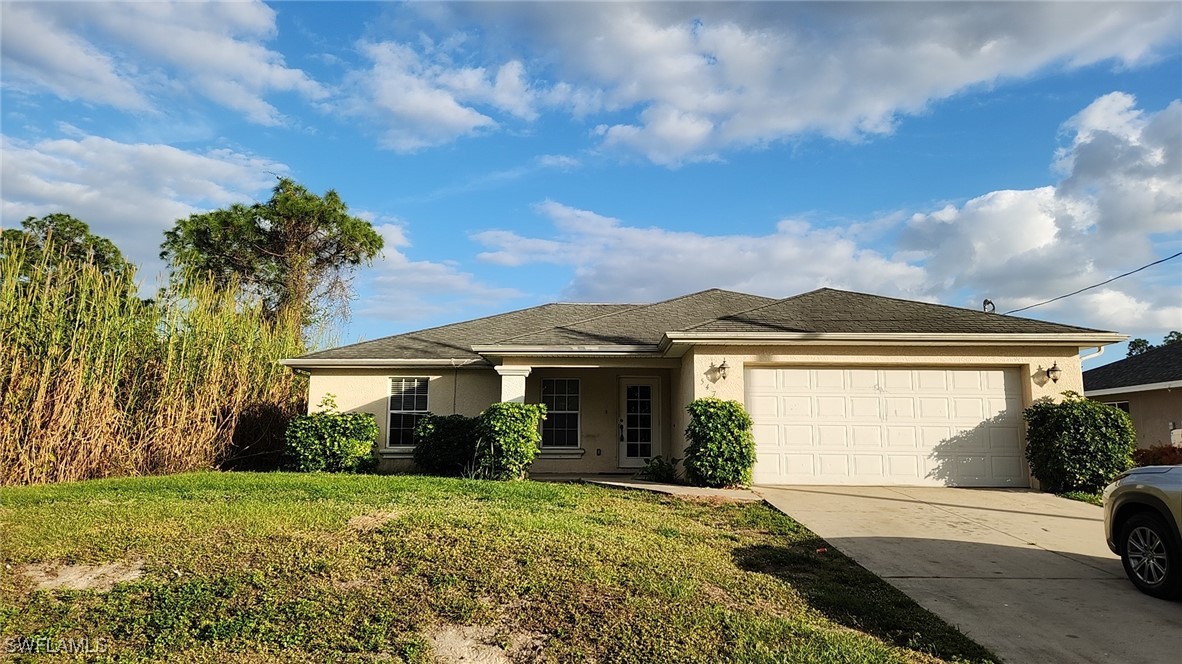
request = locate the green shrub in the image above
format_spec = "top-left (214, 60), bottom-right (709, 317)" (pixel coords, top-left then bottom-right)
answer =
top-left (1023, 392), bottom-right (1135, 493)
top-left (413, 414), bottom-right (479, 476)
top-left (472, 402), bottom-right (546, 480)
top-left (1134, 444), bottom-right (1182, 467)
top-left (636, 456), bottom-right (682, 483)
top-left (683, 398), bottom-right (756, 488)
top-left (284, 395), bottom-right (378, 473)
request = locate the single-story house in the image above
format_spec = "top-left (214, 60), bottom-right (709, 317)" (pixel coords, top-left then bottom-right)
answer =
top-left (282, 288), bottom-right (1123, 487)
top-left (1083, 342), bottom-right (1182, 448)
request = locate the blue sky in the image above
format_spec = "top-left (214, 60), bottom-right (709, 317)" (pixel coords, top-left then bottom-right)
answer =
top-left (2, 1), bottom-right (1180, 367)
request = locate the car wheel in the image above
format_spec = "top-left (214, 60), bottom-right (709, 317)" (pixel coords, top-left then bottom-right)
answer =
top-left (1120, 513), bottom-right (1182, 600)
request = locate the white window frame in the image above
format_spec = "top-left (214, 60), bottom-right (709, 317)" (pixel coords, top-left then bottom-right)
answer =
top-left (540, 378), bottom-right (580, 448)
top-left (1103, 401), bottom-right (1131, 414)
top-left (387, 377), bottom-right (429, 448)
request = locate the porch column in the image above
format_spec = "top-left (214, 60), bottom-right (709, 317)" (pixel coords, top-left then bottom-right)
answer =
top-left (494, 366), bottom-right (532, 403)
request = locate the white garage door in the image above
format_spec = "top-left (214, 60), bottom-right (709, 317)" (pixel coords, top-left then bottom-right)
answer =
top-left (746, 367), bottom-right (1026, 487)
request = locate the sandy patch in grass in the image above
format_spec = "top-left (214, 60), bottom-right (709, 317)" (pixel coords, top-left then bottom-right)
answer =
top-left (347, 510), bottom-right (400, 532)
top-left (22, 560), bottom-right (143, 591)
top-left (426, 625), bottom-right (545, 663)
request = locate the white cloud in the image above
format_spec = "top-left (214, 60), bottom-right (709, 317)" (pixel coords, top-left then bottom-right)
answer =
top-left (342, 40), bottom-right (539, 151)
top-left (0, 1), bottom-right (324, 125)
top-left (415, 2), bottom-right (1181, 163)
top-left (358, 222), bottom-right (520, 321)
top-left (474, 200), bottom-right (927, 304)
top-left (473, 94), bottom-right (1182, 336)
top-left (0, 133), bottom-right (286, 281)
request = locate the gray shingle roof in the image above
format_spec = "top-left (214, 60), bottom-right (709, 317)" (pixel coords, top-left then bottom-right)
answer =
top-left (298, 303), bottom-right (635, 361)
top-left (292, 287), bottom-right (1114, 363)
top-left (1084, 342), bottom-right (1182, 391)
top-left (499, 289), bottom-right (775, 345)
top-left (685, 288), bottom-right (1108, 335)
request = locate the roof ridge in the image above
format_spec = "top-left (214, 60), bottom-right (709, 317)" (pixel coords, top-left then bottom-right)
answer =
top-left (492, 289), bottom-right (757, 343)
top-left (680, 287), bottom-right (826, 331)
top-left (492, 301), bottom-right (643, 343)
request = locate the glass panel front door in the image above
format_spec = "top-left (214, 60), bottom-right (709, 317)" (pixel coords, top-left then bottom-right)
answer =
top-left (619, 379), bottom-right (659, 468)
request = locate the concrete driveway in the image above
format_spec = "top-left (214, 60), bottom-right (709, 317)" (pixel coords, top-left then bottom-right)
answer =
top-left (756, 486), bottom-right (1182, 663)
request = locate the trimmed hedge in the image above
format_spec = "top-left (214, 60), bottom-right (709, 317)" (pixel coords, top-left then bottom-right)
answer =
top-left (1023, 391), bottom-right (1135, 493)
top-left (413, 414), bottom-right (479, 476)
top-left (683, 398), bottom-right (756, 488)
top-left (473, 402), bottom-right (546, 480)
top-left (636, 455), bottom-right (681, 484)
top-left (284, 396), bottom-right (378, 473)
top-left (411, 402), bottom-right (546, 480)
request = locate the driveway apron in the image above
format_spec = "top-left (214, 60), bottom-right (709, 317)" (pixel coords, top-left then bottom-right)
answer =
top-left (756, 486), bottom-right (1182, 663)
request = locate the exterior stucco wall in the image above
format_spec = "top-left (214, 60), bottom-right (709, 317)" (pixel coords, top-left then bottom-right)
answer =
top-left (526, 367), bottom-right (673, 474)
top-left (1093, 388), bottom-right (1182, 449)
top-left (305, 367), bottom-right (499, 449)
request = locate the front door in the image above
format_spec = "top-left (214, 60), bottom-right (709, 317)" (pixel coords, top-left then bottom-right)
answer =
top-left (619, 378), bottom-right (660, 468)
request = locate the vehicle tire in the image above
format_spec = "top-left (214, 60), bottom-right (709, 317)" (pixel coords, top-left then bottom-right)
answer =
top-left (1120, 513), bottom-right (1182, 600)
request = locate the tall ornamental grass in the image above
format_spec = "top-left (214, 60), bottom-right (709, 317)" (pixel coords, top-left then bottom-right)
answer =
top-left (0, 238), bottom-right (305, 485)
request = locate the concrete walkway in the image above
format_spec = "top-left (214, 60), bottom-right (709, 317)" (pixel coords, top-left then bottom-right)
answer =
top-left (757, 486), bottom-right (1182, 663)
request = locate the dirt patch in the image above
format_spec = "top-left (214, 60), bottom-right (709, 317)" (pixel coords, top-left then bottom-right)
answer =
top-left (22, 560), bottom-right (143, 591)
top-left (425, 625), bottom-right (545, 663)
top-left (347, 510), bottom-right (399, 532)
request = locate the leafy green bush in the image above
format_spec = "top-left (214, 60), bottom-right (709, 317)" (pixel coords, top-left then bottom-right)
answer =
top-left (413, 414), bottom-right (479, 476)
top-left (472, 402), bottom-right (546, 480)
top-left (683, 398), bottom-right (756, 488)
top-left (1023, 392), bottom-right (1135, 493)
top-left (636, 456), bottom-right (682, 483)
top-left (1134, 444), bottom-right (1182, 467)
top-left (284, 395), bottom-right (378, 473)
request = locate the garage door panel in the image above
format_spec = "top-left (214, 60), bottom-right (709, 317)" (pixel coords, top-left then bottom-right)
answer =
top-left (816, 425), bottom-right (846, 447)
top-left (919, 398), bottom-right (949, 418)
top-left (816, 396), bottom-right (846, 417)
top-left (953, 398), bottom-right (985, 420)
top-left (884, 397), bottom-right (915, 419)
top-left (781, 396), bottom-right (811, 417)
top-left (886, 426), bottom-right (918, 447)
top-left (748, 395), bottom-right (778, 417)
top-left (853, 455), bottom-right (885, 477)
top-left (747, 366), bottom-right (1027, 487)
top-left (814, 369), bottom-right (845, 389)
top-left (852, 426), bottom-right (882, 448)
top-left (850, 397), bottom-right (880, 419)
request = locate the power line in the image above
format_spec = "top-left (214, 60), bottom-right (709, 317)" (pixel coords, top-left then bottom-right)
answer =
top-left (1002, 251), bottom-right (1182, 315)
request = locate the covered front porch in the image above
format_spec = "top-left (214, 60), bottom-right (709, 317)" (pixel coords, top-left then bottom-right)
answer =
top-left (493, 361), bottom-right (681, 475)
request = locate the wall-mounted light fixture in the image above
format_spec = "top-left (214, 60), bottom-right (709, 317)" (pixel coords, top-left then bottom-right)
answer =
top-left (709, 359), bottom-right (730, 380)
top-left (1047, 362), bottom-right (1062, 383)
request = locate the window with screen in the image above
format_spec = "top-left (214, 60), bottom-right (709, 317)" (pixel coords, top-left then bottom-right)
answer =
top-left (1104, 401), bottom-right (1131, 414)
top-left (541, 379), bottom-right (579, 447)
top-left (388, 377), bottom-right (429, 447)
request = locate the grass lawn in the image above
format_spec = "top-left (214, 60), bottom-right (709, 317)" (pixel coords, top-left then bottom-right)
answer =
top-left (0, 472), bottom-right (997, 663)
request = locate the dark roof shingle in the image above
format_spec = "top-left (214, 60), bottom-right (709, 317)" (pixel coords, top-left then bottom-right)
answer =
top-left (299, 303), bottom-right (635, 361)
top-left (1084, 342), bottom-right (1182, 391)
top-left (499, 289), bottom-right (775, 345)
top-left (686, 288), bottom-right (1106, 335)
top-left (292, 287), bottom-right (1115, 362)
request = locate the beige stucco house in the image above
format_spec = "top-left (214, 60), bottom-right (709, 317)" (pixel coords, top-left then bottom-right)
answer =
top-left (282, 288), bottom-right (1123, 487)
top-left (1084, 342), bottom-right (1182, 449)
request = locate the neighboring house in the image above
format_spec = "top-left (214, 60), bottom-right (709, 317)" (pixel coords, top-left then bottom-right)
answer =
top-left (1083, 342), bottom-right (1182, 449)
top-left (283, 288), bottom-right (1122, 487)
